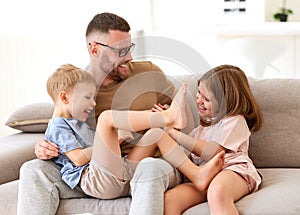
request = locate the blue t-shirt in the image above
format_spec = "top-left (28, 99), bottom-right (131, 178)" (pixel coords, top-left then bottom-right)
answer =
top-left (45, 117), bottom-right (95, 189)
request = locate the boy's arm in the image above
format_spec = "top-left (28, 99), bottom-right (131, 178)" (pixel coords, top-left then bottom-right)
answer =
top-left (65, 146), bottom-right (93, 166)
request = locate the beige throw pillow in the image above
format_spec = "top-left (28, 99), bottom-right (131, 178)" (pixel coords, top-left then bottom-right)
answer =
top-left (5, 102), bottom-right (54, 133)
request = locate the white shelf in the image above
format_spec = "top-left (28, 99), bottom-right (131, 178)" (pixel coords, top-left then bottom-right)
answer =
top-left (190, 22), bottom-right (300, 36)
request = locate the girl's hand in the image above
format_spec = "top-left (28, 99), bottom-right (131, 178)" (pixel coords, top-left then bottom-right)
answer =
top-left (151, 103), bottom-right (169, 112)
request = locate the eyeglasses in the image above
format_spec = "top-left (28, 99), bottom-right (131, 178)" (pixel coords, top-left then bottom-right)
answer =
top-left (89, 42), bottom-right (135, 57)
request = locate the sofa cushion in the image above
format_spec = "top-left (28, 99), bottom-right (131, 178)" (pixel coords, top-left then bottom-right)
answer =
top-left (0, 133), bottom-right (44, 184)
top-left (3, 169), bottom-right (297, 215)
top-left (0, 180), bottom-right (19, 215)
top-left (58, 197), bottom-right (131, 215)
top-left (5, 102), bottom-right (54, 133)
top-left (248, 79), bottom-right (300, 168)
top-left (183, 168), bottom-right (300, 215)
top-left (0, 179), bottom-right (131, 215)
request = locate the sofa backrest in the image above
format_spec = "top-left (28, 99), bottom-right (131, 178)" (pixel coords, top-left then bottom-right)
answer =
top-left (248, 78), bottom-right (300, 168)
top-left (171, 75), bottom-right (300, 168)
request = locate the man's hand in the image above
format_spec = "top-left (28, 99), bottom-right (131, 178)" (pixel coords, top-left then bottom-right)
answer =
top-left (34, 139), bottom-right (59, 160)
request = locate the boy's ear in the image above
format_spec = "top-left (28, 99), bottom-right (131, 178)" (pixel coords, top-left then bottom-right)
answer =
top-left (59, 91), bottom-right (69, 104)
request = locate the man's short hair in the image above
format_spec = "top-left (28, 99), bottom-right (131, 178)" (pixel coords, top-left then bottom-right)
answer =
top-left (86, 12), bottom-right (131, 37)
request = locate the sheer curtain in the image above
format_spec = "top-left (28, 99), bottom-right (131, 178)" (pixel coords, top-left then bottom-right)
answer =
top-left (0, 34), bottom-right (89, 136)
top-left (0, 0), bottom-right (151, 136)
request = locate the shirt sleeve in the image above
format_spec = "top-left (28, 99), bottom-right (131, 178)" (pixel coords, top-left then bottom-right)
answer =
top-left (46, 118), bottom-right (83, 154)
top-left (208, 115), bottom-right (251, 152)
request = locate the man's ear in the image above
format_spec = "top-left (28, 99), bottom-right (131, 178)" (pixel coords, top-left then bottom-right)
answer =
top-left (59, 91), bottom-right (69, 104)
top-left (89, 43), bottom-right (99, 56)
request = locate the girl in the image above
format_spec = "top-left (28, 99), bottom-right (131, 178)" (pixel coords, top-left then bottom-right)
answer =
top-left (163, 65), bottom-right (263, 215)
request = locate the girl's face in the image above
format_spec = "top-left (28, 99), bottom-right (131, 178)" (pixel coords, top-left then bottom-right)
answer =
top-left (196, 82), bottom-right (218, 119)
top-left (69, 82), bottom-right (97, 122)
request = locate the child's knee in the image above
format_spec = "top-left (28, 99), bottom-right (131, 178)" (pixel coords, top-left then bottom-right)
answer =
top-left (138, 128), bottom-right (165, 146)
top-left (164, 189), bottom-right (183, 214)
top-left (207, 183), bottom-right (226, 204)
top-left (164, 189), bottom-right (176, 205)
top-left (97, 110), bottom-right (110, 123)
top-left (146, 128), bottom-right (165, 136)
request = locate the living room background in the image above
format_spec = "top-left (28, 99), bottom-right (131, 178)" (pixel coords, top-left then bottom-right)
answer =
top-left (1, 0), bottom-right (299, 136)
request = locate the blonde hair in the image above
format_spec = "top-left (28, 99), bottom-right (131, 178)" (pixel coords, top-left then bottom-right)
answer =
top-left (198, 65), bottom-right (263, 132)
top-left (47, 64), bottom-right (96, 103)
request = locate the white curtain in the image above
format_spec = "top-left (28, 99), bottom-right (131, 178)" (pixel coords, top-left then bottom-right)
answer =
top-left (0, 0), bottom-right (151, 136)
top-left (0, 35), bottom-right (86, 136)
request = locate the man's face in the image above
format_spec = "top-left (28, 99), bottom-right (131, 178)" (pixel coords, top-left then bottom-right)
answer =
top-left (91, 30), bottom-right (133, 82)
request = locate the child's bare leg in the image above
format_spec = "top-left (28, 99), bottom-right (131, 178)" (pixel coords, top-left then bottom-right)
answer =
top-left (153, 131), bottom-right (224, 191)
top-left (130, 128), bottom-right (225, 191)
top-left (91, 83), bottom-right (187, 179)
top-left (164, 183), bottom-right (207, 215)
top-left (92, 111), bottom-right (166, 180)
top-left (91, 115), bottom-right (171, 179)
top-left (188, 151), bottom-right (224, 191)
top-left (127, 128), bottom-right (166, 168)
top-left (91, 120), bottom-right (125, 179)
top-left (207, 170), bottom-right (249, 215)
top-left (105, 83), bottom-right (188, 132)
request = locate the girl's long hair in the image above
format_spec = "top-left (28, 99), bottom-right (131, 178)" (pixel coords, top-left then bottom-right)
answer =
top-left (199, 65), bottom-right (263, 132)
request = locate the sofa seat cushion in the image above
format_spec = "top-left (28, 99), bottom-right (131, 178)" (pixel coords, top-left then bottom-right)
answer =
top-left (0, 180), bottom-right (19, 215)
top-left (0, 179), bottom-right (132, 215)
top-left (1, 169), bottom-right (300, 214)
top-left (183, 168), bottom-right (300, 215)
top-left (58, 197), bottom-right (131, 215)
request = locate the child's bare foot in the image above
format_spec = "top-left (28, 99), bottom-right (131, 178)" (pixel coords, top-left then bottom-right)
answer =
top-left (192, 151), bottom-right (225, 191)
top-left (167, 83), bottom-right (188, 129)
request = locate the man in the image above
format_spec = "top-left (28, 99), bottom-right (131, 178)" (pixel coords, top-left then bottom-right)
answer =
top-left (17, 13), bottom-right (184, 215)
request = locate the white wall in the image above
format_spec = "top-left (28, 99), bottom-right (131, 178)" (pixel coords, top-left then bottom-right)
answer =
top-left (0, 0), bottom-right (151, 136)
top-left (1, 0), bottom-right (300, 136)
top-left (149, 0), bottom-right (300, 78)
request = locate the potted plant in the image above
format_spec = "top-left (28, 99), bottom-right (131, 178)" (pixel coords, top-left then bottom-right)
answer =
top-left (273, 0), bottom-right (293, 22)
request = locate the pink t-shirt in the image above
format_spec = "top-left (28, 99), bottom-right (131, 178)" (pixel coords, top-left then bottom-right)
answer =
top-left (189, 115), bottom-right (261, 192)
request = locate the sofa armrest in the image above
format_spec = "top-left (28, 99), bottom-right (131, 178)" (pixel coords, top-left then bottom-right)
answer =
top-left (0, 133), bottom-right (45, 184)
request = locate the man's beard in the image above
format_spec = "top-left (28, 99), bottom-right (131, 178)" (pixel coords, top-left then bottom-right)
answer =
top-left (107, 65), bottom-right (129, 81)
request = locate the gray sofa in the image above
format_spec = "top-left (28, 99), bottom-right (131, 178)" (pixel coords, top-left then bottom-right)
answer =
top-left (1, 75), bottom-right (300, 215)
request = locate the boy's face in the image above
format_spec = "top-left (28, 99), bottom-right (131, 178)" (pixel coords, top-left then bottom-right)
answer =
top-left (70, 82), bottom-right (96, 122)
